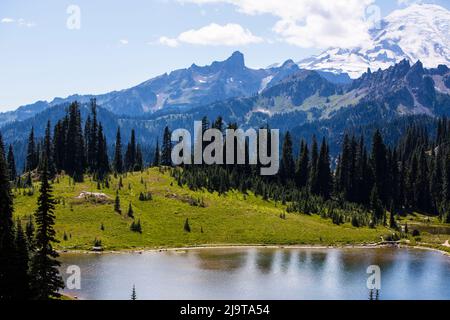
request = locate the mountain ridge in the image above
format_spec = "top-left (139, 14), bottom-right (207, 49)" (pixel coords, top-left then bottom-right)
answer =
top-left (0, 51), bottom-right (305, 126)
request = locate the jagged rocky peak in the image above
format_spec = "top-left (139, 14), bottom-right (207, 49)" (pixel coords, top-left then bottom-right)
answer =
top-left (221, 51), bottom-right (246, 71)
top-left (406, 61), bottom-right (426, 87)
top-left (280, 59), bottom-right (296, 68)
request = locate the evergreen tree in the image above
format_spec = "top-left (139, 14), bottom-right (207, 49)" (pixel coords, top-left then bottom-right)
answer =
top-left (280, 131), bottom-right (295, 183)
top-left (65, 102), bottom-right (85, 182)
top-left (130, 219), bottom-right (142, 233)
top-left (370, 186), bottom-right (384, 225)
top-left (7, 144), bottom-right (16, 181)
top-left (406, 153), bottom-right (419, 209)
top-left (184, 218), bottom-right (191, 232)
top-left (317, 138), bottom-right (332, 199)
top-left (26, 215), bottom-right (35, 246)
top-left (96, 124), bottom-right (110, 180)
top-left (430, 152), bottom-right (443, 209)
top-left (153, 141), bottom-right (160, 167)
top-left (131, 285), bottom-right (137, 300)
top-left (13, 221), bottom-right (31, 300)
top-left (114, 127), bottom-right (124, 174)
top-left (161, 126), bottom-right (172, 166)
top-left (309, 136), bottom-right (320, 195)
top-left (30, 158), bottom-right (64, 300)
top-left (25, 127), bottom-right (38, 172)
top-left (389, 206), bottom-right (398, 230)
top-left (0, 134), bottom-right (16, 300)
top-left (371, 130), bottom-right (389, 206)
top-left (295, 140), bottom-right (309, 188)
top-left (53, 118), bottom-right (67, 171)
top-left (125, 129), bottom-right (137, 171)
top-left (337, 134), bottom-right (353, 199)
top-left (87, 99), bottom-right (98, 172)
top-left (42, 121), bottom-right (56, 178)
top-left (415, 149), bottom-right (431, 212)
top-left (84, 115), bottom-right (92, 164)
top-left (127, 202), bottom-right (134, 218)
top-left (114, 192), bottom-right (121, 213)
top-left (135, 145), bottom-right (144, 171)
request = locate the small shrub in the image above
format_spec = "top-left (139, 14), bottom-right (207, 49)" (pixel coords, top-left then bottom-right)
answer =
top-left (93, 238), bottom-right (102, 247)
top-left (139, 192), bottom-right (153, 201)
top-left (184, 218), bottom-right (191, 233)
top-left (130, 219), bottom-right (142, 233)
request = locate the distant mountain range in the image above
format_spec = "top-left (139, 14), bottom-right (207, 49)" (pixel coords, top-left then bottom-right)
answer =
top-left (0, 52), bottom-right (303, 124)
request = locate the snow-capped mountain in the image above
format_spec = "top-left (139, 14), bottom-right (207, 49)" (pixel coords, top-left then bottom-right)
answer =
top-left (298, 4), bottom-right (450, 78)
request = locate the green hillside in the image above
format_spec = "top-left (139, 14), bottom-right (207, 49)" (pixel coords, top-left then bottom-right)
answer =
top-left (13, 168), bottom-right (390, 251)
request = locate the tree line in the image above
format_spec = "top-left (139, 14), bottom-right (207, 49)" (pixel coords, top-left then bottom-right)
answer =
top-left (5, 102), bottom-right (450, 228)
top-left (0, 133), bottom-right (63, 300)
top-left (172, 116), bottom-right (450, 227)
top-left (14, 100), bottom-right (145, 184)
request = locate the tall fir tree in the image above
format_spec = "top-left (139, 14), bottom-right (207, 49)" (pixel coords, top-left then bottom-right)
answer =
top-left (13, 221), bottom-right (31, 300)
top-left (30, 158), bottom-right (64, 300)
top-left (153, 141), bottom-right (160, 167)
top-left (114, 127), bottom-right (124, 174)
top-left (0, 133), bottom-right (17, 300)
top-left (371, 130), bottom-right (389, 206)
top-left (65, 102), bottom-right (85, 182)
top-left (161, 126), bottom-right (172, 166)
top-left (280, 131), bottom-right (295, 183)
top-left (295, 140), bottom-right (309, 188)
top-left (25, 127), bottom-right (38, 172)
top-left (337, 134), bottom-right (353, 199)
top-left (443, 152), bottom-right (450, 203)
top-left (7, 144), bottom-right (16, 181)
top-left (42, 121), bottom-right (56, 178)
top-left (317, 138), bottom-right (332, 199)
top-left (135, 144), bottom-right (144, 171)
top-left (125, 129), bottom-right (137, 171)
top-left (87, 99), bottom-right (98, 172)
top-left (309, 136), bottom-right (320, 195)
top-left (96, 124), bottom-right (110, 180)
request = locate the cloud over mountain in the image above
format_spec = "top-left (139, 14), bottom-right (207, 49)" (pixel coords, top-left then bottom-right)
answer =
top-left (180, 0), bottom-right (375, 48)
top-left (159, 23), bottom-right (263, 47)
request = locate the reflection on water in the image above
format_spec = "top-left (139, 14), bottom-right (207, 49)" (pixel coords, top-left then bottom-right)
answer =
top-left (59, 248), bottom-right (450, 300)
top-left (368, 289), bottom-right (380, 301)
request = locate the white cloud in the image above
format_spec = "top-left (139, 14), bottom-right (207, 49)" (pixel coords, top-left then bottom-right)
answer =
top-left (1, 18), bottom-right (15, 23)
top-left (179, 0), bottom-right (376, 48)
top-left (17, 18), bottom-right (36, 27)
top-left (159, 23), bottom-right (263, 47)
top-left (119, 39), bottom-right (129, 45)
top-left (1, 17), bottom-right (36, 27)
top-left (159, 36), bottom-right (179, 47)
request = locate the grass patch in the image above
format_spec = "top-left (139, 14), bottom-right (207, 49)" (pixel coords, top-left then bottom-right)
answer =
top-left (13, 168), bottom-right (391, 251)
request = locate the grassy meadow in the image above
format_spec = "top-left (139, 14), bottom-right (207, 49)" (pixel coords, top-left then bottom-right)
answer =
top-left (13, 168), bottom-right (396, 250)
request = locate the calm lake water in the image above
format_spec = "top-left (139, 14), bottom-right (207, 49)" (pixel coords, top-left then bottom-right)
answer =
top-left (59, 247), bottom-right (450, 300)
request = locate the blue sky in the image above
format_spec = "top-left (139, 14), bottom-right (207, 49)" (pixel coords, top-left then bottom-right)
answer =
top-left (0, 0), bottom-right (449, 111)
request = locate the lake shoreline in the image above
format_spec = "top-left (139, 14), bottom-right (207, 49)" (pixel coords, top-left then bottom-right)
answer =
top-left (58, 242), bottom-right (450, 257)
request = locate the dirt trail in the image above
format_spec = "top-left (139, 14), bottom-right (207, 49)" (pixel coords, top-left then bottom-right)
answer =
top-left (443, 240), bottom-right (450, 248)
